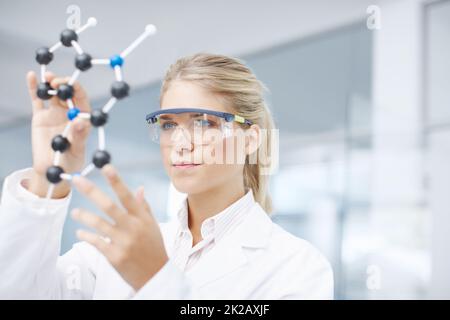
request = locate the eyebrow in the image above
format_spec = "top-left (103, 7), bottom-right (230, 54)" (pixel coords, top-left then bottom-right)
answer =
top-left (159, 114), bottom-right (173, 120)
top-left (189, 113), bottom-right (205, 118)
top-left (159, 113), bottom-right (205, 120)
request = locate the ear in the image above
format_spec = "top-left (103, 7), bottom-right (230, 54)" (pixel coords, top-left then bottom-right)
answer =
top-left (245, 124), bottom-right (261, 156)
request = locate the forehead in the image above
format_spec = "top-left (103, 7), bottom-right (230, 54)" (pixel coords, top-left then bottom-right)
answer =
top-left (160, 81), bottom-right (228, 114)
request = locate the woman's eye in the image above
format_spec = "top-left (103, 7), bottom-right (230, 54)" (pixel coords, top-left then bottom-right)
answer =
top-left (160, 122), bottom-right (177, 130)
top-left (194, 119), bottom-right (216, 128)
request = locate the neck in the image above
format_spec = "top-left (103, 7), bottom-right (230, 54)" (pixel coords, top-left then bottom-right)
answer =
top-left (187, 178), bottom-right (246, 241)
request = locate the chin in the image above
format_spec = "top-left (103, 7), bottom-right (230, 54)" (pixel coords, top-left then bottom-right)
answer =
top-left (169, 168), bottom-right (203, 193)
top-left (172, 178), bottom-right (206, 195)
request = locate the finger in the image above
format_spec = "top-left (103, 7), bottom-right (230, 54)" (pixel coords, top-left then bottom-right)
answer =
top-left (71, 117), bottom-right (91, 137)
top-left (26, 71), bottom-right (44, 112)
top-left (50, 77), bottom-right (91, 113)
top-left (67, 117), bottom-right (91, 155)
top-left (101, 164), bottom-right (140, 215)
top-left (76, 229), bottom-right (111, 255)
top-left (44, 71), bottom-right (57, 94)
top-left (71, 208), bottom-right (118, 238)
top-left (44, 71), bottom-right (56, 83)
top-left (49, 76), bottom-right (71, 106)
top-left (135, 186), bottom-right (144, 202)
top-left (50, 76), bottom-right (70, 89)
top-left (135, 186), bottom-right (157, 225)
top-left (72, 81), bottom-right (91, 112)
top-left (135, 186), bottom-right (152, 214)
top-left (47, 75), bottom-right (72, 108)
top-left (72, 175), bottom-right (125, 223)
top-left (50, 76), bottom-right (89, 107)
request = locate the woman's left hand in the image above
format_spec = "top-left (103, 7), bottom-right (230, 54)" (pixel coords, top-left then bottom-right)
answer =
top-left (71, 164), bottom-right (168, 291)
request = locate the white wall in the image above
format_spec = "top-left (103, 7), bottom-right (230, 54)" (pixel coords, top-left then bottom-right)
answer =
top-left (370, 0), bottom-right (429, 299)
top-left (426, 0), bottom-right (450, 299)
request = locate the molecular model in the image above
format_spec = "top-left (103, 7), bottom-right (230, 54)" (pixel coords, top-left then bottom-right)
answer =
top-left (35, 17), bottom-right (157, 201)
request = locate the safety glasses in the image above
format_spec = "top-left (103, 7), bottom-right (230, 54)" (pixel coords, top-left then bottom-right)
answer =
top-left (145, 108), bottom-right (253, 146)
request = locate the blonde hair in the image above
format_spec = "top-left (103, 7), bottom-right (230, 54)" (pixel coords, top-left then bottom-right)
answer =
top-left (160, 53), bottom-right (275, 214)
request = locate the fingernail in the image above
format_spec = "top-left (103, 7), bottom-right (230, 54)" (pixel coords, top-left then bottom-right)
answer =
top-left (103, 165), bottom-right (115, 178)
top-left (75, 122), bottom-right (85, 132)
top-left (136, 186), bottom-right (145, 200)
top-left (76, 229), bottom-right (84, 238)
top-left (72, 175), bottom-right (88, 189)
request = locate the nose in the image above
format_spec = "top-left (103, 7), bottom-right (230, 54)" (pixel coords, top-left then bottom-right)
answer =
top-left (172, 127), bottom-right (194, 152)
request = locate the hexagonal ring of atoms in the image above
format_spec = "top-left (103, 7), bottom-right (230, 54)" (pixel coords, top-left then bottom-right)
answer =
top-left (35, 17), bottom-right (157, 201)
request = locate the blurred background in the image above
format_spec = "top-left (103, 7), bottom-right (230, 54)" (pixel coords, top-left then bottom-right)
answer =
top-left (0, 0), bottom-right (449, 299)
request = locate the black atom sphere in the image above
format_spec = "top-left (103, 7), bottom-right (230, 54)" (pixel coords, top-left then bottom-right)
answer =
top-left (93, 150), bottom-right (111, 168)
top-left (35, 47), bottom-right (54, 65)
top-left (111, 81), bottom-right (130, 99)
top-left (60, 29), bottom-right (78, 47)
top-left (46, 165), bottom-right (64, 184)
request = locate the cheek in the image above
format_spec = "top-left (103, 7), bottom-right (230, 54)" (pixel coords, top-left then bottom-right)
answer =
top-left (196, 135), bottom-right (247, 166)
top-left (160, 146), bottom-right (172, 171)
top-left (204, 139), bottom-right (245, 179)
top-left (221, 135), bottom-right (247, 165)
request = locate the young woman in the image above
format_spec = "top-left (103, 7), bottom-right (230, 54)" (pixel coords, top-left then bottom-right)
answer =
top-left (0, 53), bottom-right (333, 299)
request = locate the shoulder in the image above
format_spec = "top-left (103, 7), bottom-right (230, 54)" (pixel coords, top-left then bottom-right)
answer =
top-left (239, 204), bottom-right (334, 298)
top-left (251, 204), bottom-right (331, 267)
top-left (270, 222), bottom-right (330, 266)
top-left (256, 211), bottom-right (334, 298)
top-left (256, 205), bottom-right (333, 281)
top-left (267, 217), bottom-right (334, 298)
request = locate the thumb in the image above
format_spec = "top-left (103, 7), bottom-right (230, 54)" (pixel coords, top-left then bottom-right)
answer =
top-left (69, 118), bottom-right (91, 154)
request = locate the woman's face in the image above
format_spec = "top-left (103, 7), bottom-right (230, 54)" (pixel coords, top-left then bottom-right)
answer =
top-left (159, 81), bottom-right (246, 195)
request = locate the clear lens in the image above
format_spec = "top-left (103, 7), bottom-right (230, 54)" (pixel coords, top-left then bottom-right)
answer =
top-left (148, 112), bottom-right (233, 145)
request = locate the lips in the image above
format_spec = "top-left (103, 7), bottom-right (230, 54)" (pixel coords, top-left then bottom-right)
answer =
top-left (172, 162), bottom-right (202, 169)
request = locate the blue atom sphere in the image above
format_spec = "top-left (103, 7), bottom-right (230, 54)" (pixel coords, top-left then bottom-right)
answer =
top-left (109, 54), bottom-right (124, 68)
top-left (67, 107), bottom-right (80, 121)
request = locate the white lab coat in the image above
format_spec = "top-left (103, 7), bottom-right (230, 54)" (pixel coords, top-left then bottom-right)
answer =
top-left (0, 168), bottom-right (334, 299)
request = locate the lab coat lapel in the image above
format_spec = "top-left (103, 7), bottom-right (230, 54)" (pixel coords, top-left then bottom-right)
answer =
top-left (186, 204), bottom-right (273, 288)
top-left (187, 232), bottom-right (247, 288)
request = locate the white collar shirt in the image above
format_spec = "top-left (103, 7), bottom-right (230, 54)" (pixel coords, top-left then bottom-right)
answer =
top-left (171, 190), bottom-right (255, 272)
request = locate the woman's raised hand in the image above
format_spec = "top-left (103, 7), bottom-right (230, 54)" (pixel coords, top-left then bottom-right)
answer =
top-left (27, 71), bottom-right (92, 198)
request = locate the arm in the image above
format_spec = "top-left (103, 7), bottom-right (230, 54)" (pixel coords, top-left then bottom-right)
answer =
top-left (0, 168), bottom-right (98, 299)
